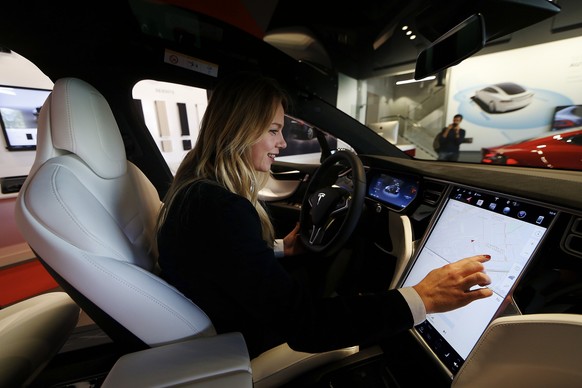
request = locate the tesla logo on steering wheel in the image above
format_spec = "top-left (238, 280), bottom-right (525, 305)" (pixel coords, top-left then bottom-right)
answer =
top-left (317, 193), bottom-right (326, 205)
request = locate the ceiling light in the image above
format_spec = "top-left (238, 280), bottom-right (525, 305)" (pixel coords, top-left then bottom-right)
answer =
top-left (396, 76), bottom-right (436, 85)
top-left (406, 30), bottom-right (412, 35)
top-left (410, 35), bottom-right (416, 40)
top-left (401, 25), bottom-right (408, 31)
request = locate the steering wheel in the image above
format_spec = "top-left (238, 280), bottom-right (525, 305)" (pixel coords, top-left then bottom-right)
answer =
top-left (299, 150), bottom-right (366, 256)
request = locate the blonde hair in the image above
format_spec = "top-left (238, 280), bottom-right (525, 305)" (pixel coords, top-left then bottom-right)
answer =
top-left (156, 72), bottom-right (289, 246)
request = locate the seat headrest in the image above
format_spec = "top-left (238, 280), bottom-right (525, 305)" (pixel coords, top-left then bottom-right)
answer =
top-left (42, 77), bottom-right (127, 179)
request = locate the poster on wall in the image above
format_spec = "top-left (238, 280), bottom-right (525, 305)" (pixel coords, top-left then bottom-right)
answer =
top-left (447, 35), bottom-right (582, 151)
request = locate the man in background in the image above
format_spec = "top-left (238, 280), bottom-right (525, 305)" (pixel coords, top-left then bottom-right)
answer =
top-left (437, 114), bottom-right (466, 161)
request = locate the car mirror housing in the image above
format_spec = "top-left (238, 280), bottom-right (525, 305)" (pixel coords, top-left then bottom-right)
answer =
top-left (413, 0), bottom-right (561, 80)
top-left (414, 13), bottom-right (485, 80)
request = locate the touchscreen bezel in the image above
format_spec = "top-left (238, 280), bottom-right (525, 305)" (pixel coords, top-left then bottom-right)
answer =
top-left (398, 184), bottom-right (558, 378)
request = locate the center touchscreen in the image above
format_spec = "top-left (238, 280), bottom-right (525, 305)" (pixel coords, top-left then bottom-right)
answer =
top-left (400, 185), bottom-right (557, 377)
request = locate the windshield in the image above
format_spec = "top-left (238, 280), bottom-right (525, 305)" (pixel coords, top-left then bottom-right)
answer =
top-left (358, 37), bottom-right (581, 171)
top-left (122, 0), bottom-right (581, 174)
top-left (259, 0), bottom-right (580, 172)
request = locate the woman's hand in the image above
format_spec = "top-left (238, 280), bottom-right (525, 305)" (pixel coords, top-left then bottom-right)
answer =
top-left (413, 254), bottom-right (493, 314)
top-left (283, 222), bottom-right (305, 256)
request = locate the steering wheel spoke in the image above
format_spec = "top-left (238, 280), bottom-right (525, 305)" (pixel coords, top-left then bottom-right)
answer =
top-left (307, 212), bottom-right (341, 245)
top-left (307, 224), bottom-right (325, 246)
top-left (299, 150), bottom-right (365, 256)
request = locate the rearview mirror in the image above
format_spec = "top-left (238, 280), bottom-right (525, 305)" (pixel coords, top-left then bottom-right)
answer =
top-left (414, 13), bottom-right (485, 80)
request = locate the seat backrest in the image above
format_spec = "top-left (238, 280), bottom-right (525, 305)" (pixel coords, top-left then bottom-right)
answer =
top-left (15, 77), bottom-right (216, 350)
top-left (452, 313), bottom-right (582, 388)
top-left (0, 292), bottom-right (80, 387)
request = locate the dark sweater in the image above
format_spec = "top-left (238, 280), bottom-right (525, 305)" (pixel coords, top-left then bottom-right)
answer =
top-left (157, 181), bottom-right (413, 358)
top-left (438, 126), bottom-right (466, 153)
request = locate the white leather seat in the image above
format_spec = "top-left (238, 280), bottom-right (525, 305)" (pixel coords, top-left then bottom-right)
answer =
top-left (0, 292), bottom-right (80, 387)
top-left (15, 77), bottom-right (251, 386)
top-left (101, 332), bottom-right (252, 387)
top-left (14, 77), bottom-right (356, 387)
top-left (251, 343), bottom-right (359, 388)
top-left (453, 313), bottom-right (582, 388)
top-left (15, 77), bottom-right (217, 348)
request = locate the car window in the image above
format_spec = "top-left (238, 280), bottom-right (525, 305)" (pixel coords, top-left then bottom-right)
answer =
top-left (132, 79), bottom-right (207, 174)
top-left (132, 80), bottom-right (338, 171)
top-left (496, 82), bottom-right (526, 94)
top-left (126, 0), bottom-right (581, 174)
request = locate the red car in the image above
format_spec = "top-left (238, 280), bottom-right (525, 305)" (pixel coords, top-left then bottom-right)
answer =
top-left (481, 128), bottom-right (582, 169)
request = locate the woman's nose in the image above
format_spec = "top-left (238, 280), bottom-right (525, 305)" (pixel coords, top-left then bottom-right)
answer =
top-left (278, 134), bottom-right (287, 149)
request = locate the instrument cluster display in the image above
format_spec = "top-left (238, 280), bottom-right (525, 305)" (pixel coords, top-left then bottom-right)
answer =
top-left (367, 171), bottom-right (419, 210)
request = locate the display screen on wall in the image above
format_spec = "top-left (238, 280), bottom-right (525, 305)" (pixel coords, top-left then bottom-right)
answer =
top-left (0, 85), bottom-right (51, 151)
top-left (551, 104), bottom-right (582, 131)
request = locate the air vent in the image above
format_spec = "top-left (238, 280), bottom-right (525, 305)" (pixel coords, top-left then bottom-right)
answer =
top-left (562, 216), bottom-right (582, 259)
top-left (422, 181), bottom-right (447, 205)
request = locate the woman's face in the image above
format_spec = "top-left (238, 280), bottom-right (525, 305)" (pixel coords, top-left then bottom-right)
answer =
top-left (251, 103), bottom-right (287, 172)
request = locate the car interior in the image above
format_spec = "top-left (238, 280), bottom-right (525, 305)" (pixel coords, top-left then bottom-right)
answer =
top-left (1, 0), bottom-right (582, 387)
top-left (15, 75), bottom-right (358, 387)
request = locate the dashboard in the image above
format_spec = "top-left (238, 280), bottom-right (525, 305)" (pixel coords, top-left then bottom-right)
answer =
top-left (401, 184), bottom-right (557, 376)
top-left (271, 153), bottom-right (582, 323)
top-left (355, 155), bottom-right (582, 381)
top-left (268, 152), bottom-right (582, 386)
top-left (358, 155), bottom-right (582, 314)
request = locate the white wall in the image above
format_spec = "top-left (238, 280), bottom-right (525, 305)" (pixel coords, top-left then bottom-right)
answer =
top-left (0, 51), bottom-right (53, 89)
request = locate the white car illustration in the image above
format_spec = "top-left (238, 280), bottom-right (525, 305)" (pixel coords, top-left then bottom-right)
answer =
top-left (474, 82), bottom-right (534, 113)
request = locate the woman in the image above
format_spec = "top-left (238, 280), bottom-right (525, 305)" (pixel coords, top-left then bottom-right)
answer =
top-left (156, 72), bottom-right (492, 358)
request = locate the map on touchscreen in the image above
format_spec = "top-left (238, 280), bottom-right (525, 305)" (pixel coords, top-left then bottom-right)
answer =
top-left (401, 185), bottom-right (557, 377)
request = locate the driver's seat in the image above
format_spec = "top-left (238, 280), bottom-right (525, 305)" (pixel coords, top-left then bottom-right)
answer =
top-left (15, 77), bottom-right (357, 387)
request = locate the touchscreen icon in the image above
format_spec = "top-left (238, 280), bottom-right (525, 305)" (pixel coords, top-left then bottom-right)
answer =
top-left (476, 199), bottom-right (484, 206)
top-left (503, 207), bottom-right (511, 215)
top-left (517, 210), bottom-right (527, 219)
top-left (489, 203), bottom-right (497, 210)
top-left (536, 216), bottom-right (544, 224)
